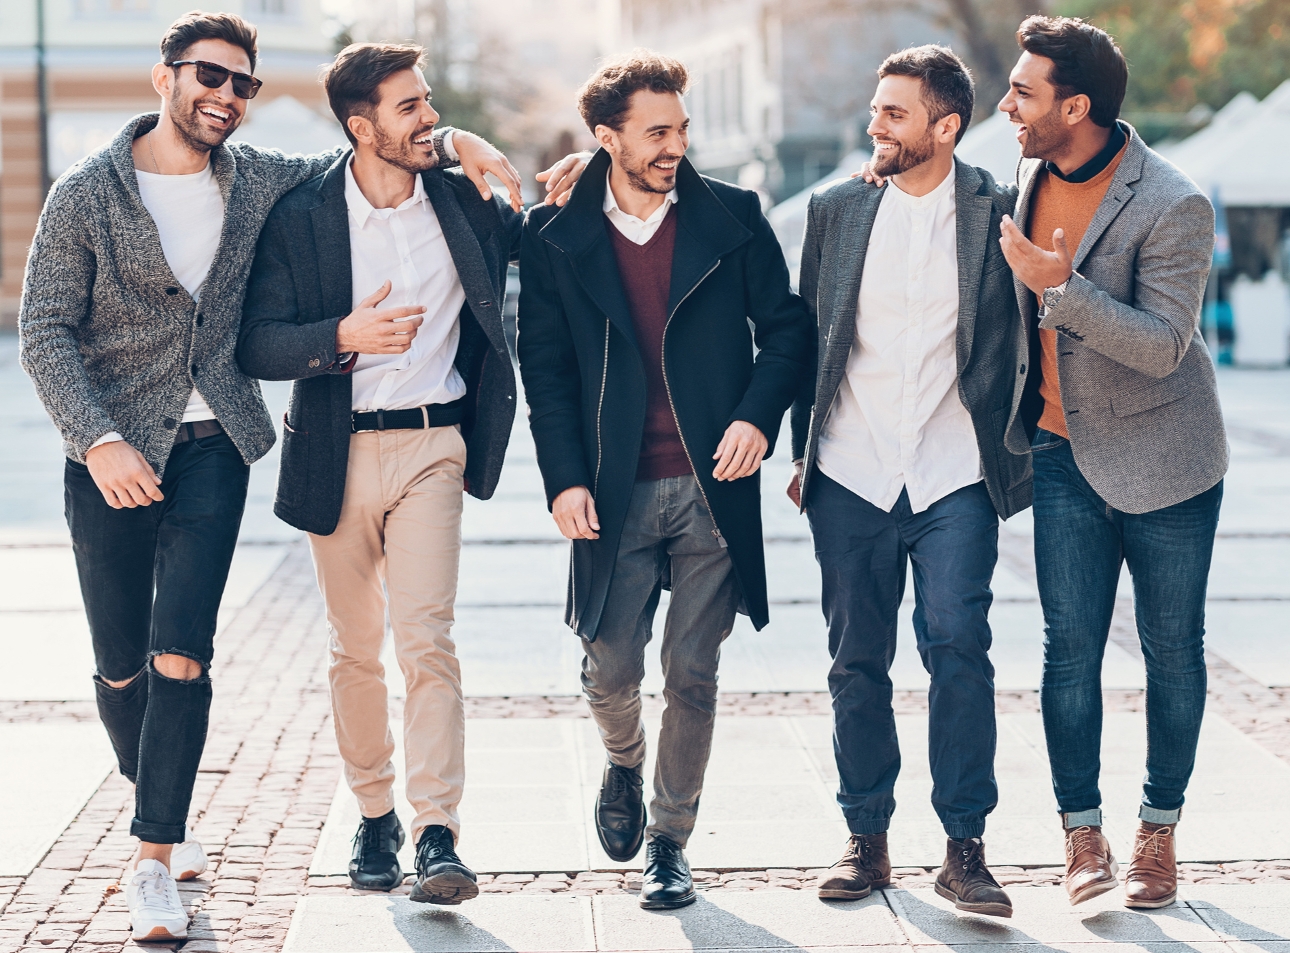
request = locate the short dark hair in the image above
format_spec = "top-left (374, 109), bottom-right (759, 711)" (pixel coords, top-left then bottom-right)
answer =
top-left (324, 43), bottom-right (426, 145)
top-left (160, 11), bottom-right (258, 72)
top-left (577, 50), bottom-right (689, 133)
top-left (878, 45), bottom-right (975, 145)
top-left (1016, 15), bottom-right (1128, 128)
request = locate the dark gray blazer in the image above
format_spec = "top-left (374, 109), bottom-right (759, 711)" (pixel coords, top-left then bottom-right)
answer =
top-left (790, 159), bottom-right (1033, 520)
top-left (237, 151), bottom-right (523, 536)
top-left (1003, 123), bottom-right (1228, 514)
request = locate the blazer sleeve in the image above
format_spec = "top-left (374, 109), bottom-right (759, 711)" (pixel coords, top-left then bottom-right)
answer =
top-left (18, 176), bottom-right (118, 458)
top-left (515, 216), bottom-right (593, 507)
top-left (1038, 191), bottom-right (1214, 379)
top-left (789, 195), bottom-right (823, 462)
top-left (728, 193), bottom-right (814, 456)
top-left (237, 207), bottom-right (348, 382)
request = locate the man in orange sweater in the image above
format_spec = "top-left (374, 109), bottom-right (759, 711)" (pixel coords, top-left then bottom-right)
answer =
top-left (997, 17), bottom-right (1226, 911)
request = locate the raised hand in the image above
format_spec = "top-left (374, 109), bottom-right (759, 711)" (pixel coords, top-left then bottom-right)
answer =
top-left (1000, 217), bottom-right (1073, 296)
top-left (536, 152), bottom-right (594, 207)
top-left (453, 131), bottom-right (524, 212)
top-left (336, 281), bottom-right (425, 355)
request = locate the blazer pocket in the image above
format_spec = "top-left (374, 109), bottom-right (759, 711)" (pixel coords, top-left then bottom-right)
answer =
top-left (1110, 373), bottom-right (1189, 418)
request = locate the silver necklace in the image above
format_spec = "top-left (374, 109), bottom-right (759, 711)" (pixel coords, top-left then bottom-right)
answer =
top-left (147, 131), bottom-right (161, 174)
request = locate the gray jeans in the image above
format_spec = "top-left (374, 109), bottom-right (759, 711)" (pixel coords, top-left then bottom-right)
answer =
top-left (581, 474), bottom-right (739, 847)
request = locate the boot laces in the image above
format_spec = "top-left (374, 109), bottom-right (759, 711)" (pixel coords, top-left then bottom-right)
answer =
top-left (647, 836), bottom-right (682, 866)
top-left (133, 869), bottom-right (175, 913)
top-left (958, 839), bottom-right (989, 877)
top-left (417, 827), bottom-right (461, 867)
top-left (606, 763), bottom-right (640, 801)
top-left (1066, 826), bottom-right (1099, 858)
top-left (1135, 825), bottom-right (1172, 857)
top-left (354, 817), bottom-right (387, 855)
top-left (841, 834), bottom-right (873, 866)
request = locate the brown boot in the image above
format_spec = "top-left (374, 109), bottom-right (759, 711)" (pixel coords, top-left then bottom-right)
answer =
top-left (1064, 825), bottom-right (1119, 905)
top-left (1125, 822), bottom-right (1178, 908)
top-left (935, 838), bottom-right (1012, 918)
top-left (817, 832), bottom-right (892, 900)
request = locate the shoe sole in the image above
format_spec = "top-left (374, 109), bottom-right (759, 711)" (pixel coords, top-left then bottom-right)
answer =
top-left (1124, 891), bottom-right (1177, 909)
top-left (409, 870), bottom-right (480, 905)
top-left (1068, 876), bottom-right (1119, 905)
top-left (934, 882), bottom-right (1013, 918)
top-left (174, 865), bottom-right (205, 882)
top-left (348, 874), bottom-right (407, 892)
top-left (818, 876), bottom-right (890, 901)
top-left (594, 795), bottom-right (646, 863)
top-left (132, 924), bottom-right (187, 942)
top-left (640, 890), bottom-right (697, 910)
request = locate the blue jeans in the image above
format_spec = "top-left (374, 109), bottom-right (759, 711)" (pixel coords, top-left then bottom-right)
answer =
top-left (65, 432), bottom-right (249, 843)
top-left (1031, 429), bottom-right (1222, 827)
top-left (806, 471), bottom-right (1000, 840)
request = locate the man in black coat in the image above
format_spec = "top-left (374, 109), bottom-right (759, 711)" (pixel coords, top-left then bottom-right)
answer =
top-left (517, 52), bottom-right (812, 910)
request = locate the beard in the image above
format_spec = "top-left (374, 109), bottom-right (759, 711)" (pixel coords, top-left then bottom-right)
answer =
top-left (373, 120), bottom-right (439, 175)
top-left (870, 122), bottom-right (938, 177)
top-left (1019, 103), bottom-right (1074, 160)
top-left (169, 88), bottom-right (241, 153)
top-left (618, 142), bottom-right (682, 194)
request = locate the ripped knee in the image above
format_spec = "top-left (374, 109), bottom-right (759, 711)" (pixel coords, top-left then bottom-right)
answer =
top-left (151, 653), bottom-right (206, 682)
top-left (99, 670), bottom-right (142, 690)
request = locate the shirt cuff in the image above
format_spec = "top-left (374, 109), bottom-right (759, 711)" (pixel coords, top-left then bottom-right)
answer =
top-left (442, 129), bottom-right (458, 162)
top-left (89, 431), bottom-right (124, 450)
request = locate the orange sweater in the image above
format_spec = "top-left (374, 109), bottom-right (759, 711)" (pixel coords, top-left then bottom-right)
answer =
top-left (1029, 140), bottom-right (1128, 437)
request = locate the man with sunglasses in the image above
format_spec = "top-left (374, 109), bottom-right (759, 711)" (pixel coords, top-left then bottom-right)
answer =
top-left (17, 11), bottom-right (566, 942)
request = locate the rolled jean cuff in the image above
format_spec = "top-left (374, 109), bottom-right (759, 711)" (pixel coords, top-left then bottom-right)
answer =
top-left (846, 817), bottom-right (891, 837)
top-left (1062, 809), bottom-right (1103, 829)
top-left (1139, 805), bottom-right (1182, 825)
top-left (944, 819), bottom-right (987, 840)
top-left (130, 818), bottom-right (187, 844)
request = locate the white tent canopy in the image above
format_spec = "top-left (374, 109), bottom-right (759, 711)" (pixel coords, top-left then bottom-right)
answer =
top-left (955, 111), bottom-right (1023, 185)
top-left (1165, 80), bottom-right (1290, 206)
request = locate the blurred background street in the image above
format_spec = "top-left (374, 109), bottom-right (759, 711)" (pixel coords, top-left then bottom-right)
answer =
top-left (1, 0), bottom-right (1289, 950)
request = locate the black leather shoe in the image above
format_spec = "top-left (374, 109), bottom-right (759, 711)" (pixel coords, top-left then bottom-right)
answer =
top-left (348, 810), bottom-right (405, 891)
top-left (639, 836), bottom-right (696, 910)
top-left (595, 760), bottom-right (645, 862)
top-left (409, 825), bottom-right (479, 905)
top-left (935, 837), bottom-right (1013, 918)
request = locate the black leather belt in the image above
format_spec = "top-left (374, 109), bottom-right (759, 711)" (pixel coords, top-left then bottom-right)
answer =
top-left (174, 420), bottom-right (224, 444)
top-left (352, 397), bottom-right (466, 433)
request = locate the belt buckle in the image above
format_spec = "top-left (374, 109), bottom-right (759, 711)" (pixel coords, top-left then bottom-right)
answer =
top-left (376, 409), bottom-right (385, 431)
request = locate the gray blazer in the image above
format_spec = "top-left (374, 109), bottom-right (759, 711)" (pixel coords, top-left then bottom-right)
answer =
top-left (1003, 122), bottom-right (1228, 514)
top-left (790, 159), bottom-right (1033, 520)
top-left (17, 114), bottom-right (340, 475)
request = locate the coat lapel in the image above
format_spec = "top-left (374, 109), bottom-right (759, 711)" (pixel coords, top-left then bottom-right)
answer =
top-left (1011, 156), bottom-right (1043, 326)
top-left (665, 158), bottom-right (752, 317)
top-left (539, 149), bottom-right (638, 350)
top-left (307, 155), bottom-right (353, 322)
top-left (1068, 123), bottom-right (1143, 271)
top-left (422, 170), bottom-right (509, 356)
top-left (823, 182), bottom-right (882, 375)
top-left (954, 159), bottom-right (992, 373)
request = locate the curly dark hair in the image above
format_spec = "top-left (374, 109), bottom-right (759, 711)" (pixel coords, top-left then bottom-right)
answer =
top-left (577, 50), bottom-right (689, 133)
top-left (1016, 16), bottom-right (1128, 128)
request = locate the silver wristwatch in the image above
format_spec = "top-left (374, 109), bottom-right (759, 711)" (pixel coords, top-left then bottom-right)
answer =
top-left (1041, 280), bottom-right (1069, 313)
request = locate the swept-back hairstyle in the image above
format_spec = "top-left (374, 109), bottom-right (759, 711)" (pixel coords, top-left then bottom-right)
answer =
top-left (1016, 16), bottom-right (1128, 128)
top-left (323, 43), bottom-right (427, 144)
top-left (160, 11), bottom-right (258, 71)
top-left (878, 44), bottom-right (975, 144)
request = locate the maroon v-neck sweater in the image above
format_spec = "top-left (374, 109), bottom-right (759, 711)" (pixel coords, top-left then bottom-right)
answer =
top-left (605, 207), bottom-right (691, 481)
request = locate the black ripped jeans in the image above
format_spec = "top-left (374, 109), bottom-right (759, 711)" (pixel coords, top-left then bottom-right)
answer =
top-left (65, 432), bottom-right (248, 844)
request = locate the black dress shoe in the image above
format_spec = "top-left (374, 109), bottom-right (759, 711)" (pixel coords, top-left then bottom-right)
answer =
top-left (639, 836), bottom-right (696, 910)
top-left (349, 810), bottom-right (406, 891)
top-left (409, 825), bottom-right (479, 905)
top-left (935, 837), bottom-right (1013, 918)
top-left (595, 760), bottom-right (645, 862)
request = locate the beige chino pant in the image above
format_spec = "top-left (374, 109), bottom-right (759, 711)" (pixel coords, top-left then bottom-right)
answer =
top-left (308, 425), bottom-right (467, 844)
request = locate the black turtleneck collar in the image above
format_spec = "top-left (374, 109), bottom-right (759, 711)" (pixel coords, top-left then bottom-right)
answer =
top-left (1045, 122), bottom-right (1127, 184)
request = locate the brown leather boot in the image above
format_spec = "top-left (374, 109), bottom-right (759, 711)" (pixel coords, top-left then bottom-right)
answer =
top-left (1064, 825), bottom-right (1119, 905)
top-left (817, 833), bottom-right (892, 900)
top-left (935, 838), bottom-right (1012, 918)
top-left (1125, 822), bottom-right (1178, 908)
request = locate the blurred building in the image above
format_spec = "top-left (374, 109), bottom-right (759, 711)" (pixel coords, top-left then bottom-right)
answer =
top-left (0, 0), bottom-right (336, 326)
top-left (605, 0), bottom-right (950, 202)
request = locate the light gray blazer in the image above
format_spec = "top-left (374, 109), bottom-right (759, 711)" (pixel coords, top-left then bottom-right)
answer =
top-left (1003, 122), bottom-right (1228, 514)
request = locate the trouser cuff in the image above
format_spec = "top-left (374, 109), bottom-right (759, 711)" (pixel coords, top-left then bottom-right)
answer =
top-left (1139, 805), bottom-right (1181, 825)
top-left (944, 820), bottom-right (987, 840)
top-left (130, 819), bottom-right (187, 844)
top-left (846, 818), bottom-right (891, 836)
top-left (1062, 809), bottom-right (1103, 829)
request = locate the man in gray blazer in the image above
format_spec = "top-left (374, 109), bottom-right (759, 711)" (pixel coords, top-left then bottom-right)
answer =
top-left (997, 16), bottom-right (1226, 910)
top-left (789, 46), bottom-right (1031, 918)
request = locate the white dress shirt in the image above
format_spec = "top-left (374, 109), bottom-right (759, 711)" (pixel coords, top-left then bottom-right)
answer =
top-left (603, 170), bottom-right (678, 244)
top-left (815, 167), bottom-right (982, 514)
top-left (346, 159), bottom-right (467, 412)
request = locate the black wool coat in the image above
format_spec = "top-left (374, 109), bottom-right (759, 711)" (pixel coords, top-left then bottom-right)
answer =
top-left (517, 150), bottom-right (813, 641)
top-left (237, 150), bottom-right (523, 535)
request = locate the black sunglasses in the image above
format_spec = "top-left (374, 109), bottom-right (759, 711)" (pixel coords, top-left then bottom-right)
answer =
top-left (167, 60), bottom-right (263, 100)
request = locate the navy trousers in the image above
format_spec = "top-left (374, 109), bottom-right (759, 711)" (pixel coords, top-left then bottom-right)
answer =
top-left (806, 471), bottom-right (1000, 839)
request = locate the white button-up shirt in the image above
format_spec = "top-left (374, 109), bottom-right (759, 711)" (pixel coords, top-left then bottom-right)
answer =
top-left (815, 168), bottom-right (982, 514)
top-left (602, 170), bottom-right (678, 244)
top-left (346, 159), bottom-right (467, 412)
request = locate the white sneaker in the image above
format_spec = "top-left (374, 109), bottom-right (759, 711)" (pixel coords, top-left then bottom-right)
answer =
top-left (126, 859), bottom-right (188, 941)
top-left (171, 828), bottom-right (208, 881)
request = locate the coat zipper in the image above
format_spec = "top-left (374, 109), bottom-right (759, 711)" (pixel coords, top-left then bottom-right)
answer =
top-left (661, 259), bottom-right (727, 548)
top-left (593, 317), bottom-right (609, 494)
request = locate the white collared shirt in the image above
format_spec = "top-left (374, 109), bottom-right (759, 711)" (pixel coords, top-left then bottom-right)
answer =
top-left (345, 158), bottom-right (467, 412)
top-left (815, 167), bottom-right (982, 514)
top-left (602, 169), bottom-right (678, 244)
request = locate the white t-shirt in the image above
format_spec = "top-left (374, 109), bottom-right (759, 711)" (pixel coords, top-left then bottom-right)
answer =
top-left (136, 164), bottom-right (225, 423)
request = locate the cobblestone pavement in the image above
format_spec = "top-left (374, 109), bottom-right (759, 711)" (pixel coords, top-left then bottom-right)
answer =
top-left (3, 534), bottom-right (1290, 953)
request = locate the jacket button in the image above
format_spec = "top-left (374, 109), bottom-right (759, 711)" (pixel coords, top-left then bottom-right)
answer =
top-left (479, 300), bottom-right (491, 307)
top-left (309, 358), bottom-right (321, 368)
top-left (191, 364), bottom-right (199, 376)
top-left (165, 287), bottom-right (179, 296)
top-left (163, 417), bottom-right (176, 428)
top-left (195, 314), bottom-right (204, 326)
top-left (1019, 364), bottom-right (1026, 374)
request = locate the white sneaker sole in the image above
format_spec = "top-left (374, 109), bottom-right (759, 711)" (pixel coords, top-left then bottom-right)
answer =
top-left (131, 920), bottom-right (188, 941)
